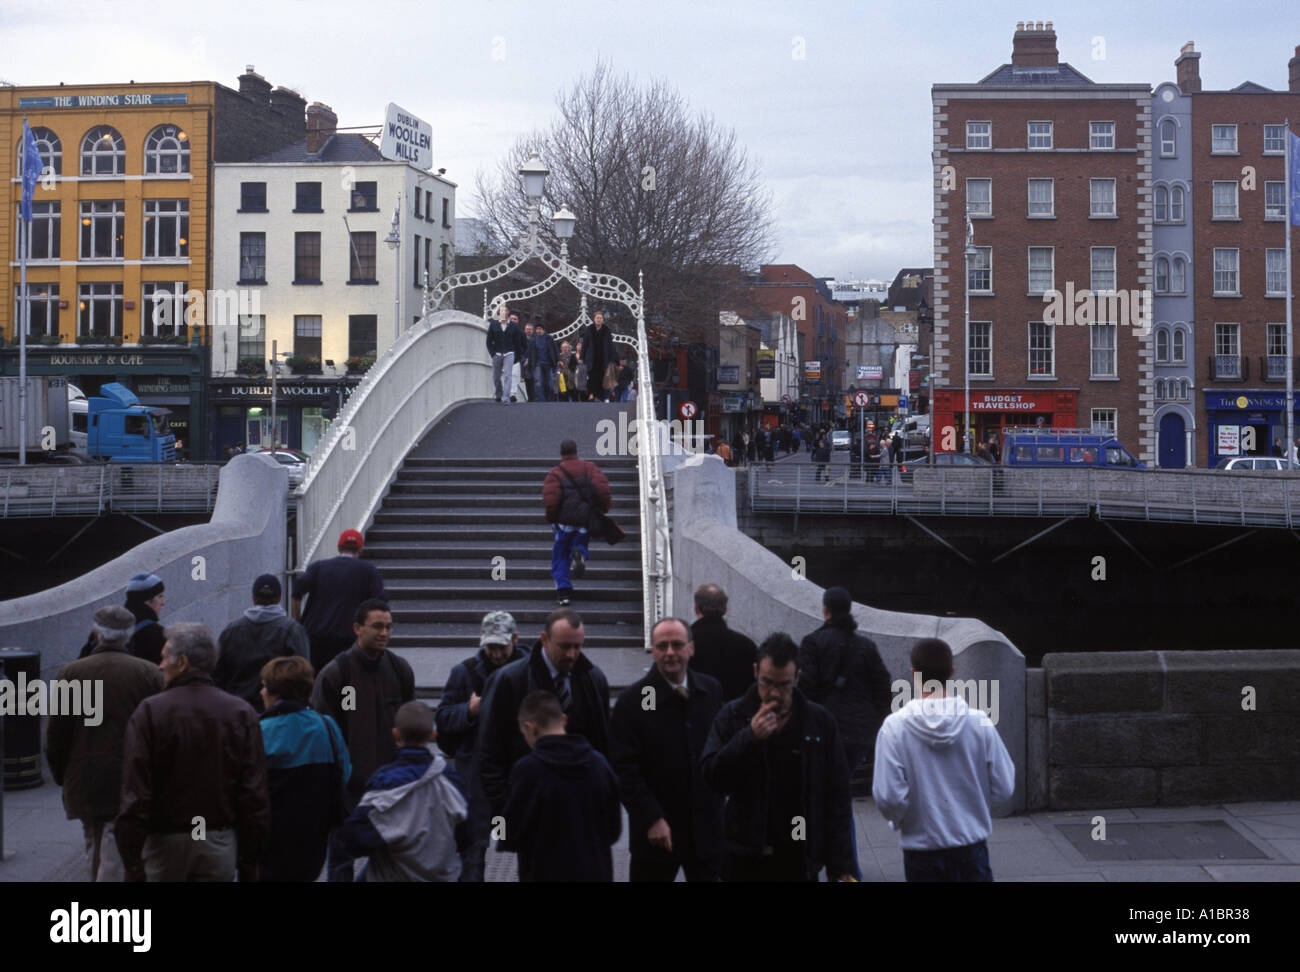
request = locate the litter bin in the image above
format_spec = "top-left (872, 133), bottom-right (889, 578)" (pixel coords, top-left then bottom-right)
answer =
top-left (1, 648), bottom-right (43, 790)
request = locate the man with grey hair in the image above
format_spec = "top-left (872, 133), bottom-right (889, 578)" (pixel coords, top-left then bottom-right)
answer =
top-left (117, 622), bottom-right (270, 882)
top-left (46, 605), bottom-right (164, 881)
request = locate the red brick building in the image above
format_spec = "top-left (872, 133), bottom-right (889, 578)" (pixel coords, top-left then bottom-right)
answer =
top-left (931, 22), bottom-right (1154, 457)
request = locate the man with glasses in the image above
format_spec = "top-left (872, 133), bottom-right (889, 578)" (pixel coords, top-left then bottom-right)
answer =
top-left (311, 599), bottom-right (414, 881)
top-left (702, 633), bottom-right (855, 882)
top-left (610, 617), bottom-right (724, 881)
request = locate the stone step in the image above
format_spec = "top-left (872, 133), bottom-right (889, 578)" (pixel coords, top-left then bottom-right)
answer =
top-left (363, 541), bottom-right (641, 560)
top-left (371, 509), bottom-right (637, 526)
top-left (394, 646), bottom-right (652, 694)
top-left (370, 560), bottom-right (642, 580)
top-left (389, 602), bottom-right (643, 625)
top-left (393, 469), bottom-right (638, 485)
top-left (386, 483), bottom-right (638, 497)
top-left (388, 622), bottom-right (644, 648)
top-left (384, 580), bottom-right (640, 600)
top-left (403, 456), bottom-right (638, 468)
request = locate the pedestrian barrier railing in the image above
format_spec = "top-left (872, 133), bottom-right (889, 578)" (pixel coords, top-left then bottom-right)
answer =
top-left (0, 463), bottom-right (221, 518)
top-left (750, 463), bottom-right (1300, 529)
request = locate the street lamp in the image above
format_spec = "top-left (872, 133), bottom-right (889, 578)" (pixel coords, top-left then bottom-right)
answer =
top-left (384, 197), bottom-right (401, 343)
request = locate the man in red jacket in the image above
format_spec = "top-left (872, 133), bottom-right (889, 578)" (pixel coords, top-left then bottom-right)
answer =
top-left (542, 440), bottom-right (611, 606)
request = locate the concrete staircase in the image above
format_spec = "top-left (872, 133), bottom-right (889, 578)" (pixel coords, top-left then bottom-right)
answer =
top-left (362, 401), bottom-right (650, 698)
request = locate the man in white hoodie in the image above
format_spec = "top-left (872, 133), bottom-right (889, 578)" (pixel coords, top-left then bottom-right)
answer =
top-left (872, 638), bottom-right (1015, 882)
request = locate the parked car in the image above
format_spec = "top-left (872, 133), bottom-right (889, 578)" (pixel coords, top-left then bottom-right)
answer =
top-left (897, 451), bottom-right (992, 483)
top-left (831, 430), bottom-right (851, 451)
top-left (257, 448), bottom-right (306, 486)
top-left (1213, 456), bottom-right (1299, 471)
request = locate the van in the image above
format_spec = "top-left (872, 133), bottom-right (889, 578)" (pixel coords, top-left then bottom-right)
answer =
top-left (1000, 427), bottom-right (1145, 469)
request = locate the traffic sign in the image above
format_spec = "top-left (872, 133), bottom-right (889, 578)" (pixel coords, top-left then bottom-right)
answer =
top-left (679, 401), bottom-right (697, 420)
top-left (853, 391), bottom-right (870, 407)
top-left (898, 396), bottom-right (909, 410)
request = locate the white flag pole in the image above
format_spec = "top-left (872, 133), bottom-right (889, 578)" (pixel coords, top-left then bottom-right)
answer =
top-left (18, 117), bottom-right (29, 467)
top-left (1286, 118), bottom-right (1294, 468)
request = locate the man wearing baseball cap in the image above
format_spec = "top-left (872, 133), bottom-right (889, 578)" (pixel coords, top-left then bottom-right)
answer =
top-left (435, 611), bottom-right (526, 881)
top-left (292, 529), bottom-right (387, 672)
top-left (214, 574), bottom-right (310, 712)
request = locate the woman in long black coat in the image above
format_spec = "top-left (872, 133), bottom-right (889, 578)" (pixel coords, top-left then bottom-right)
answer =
top-left (583, 312), bottom-right (617, 402)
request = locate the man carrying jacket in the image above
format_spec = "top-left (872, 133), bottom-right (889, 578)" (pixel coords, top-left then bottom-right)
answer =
top-left (542, 439), bottom-right (611, 606)
top-left (214, 574), bottom-right (309, 711)
top-left (701, 632), bottom-right (855, 882)
top-left (611, 617), bottom-right (724, 882)
top-left (434, 611), bottom-right (527, 882)
top-left (476, 607), bottom-right (610, 819)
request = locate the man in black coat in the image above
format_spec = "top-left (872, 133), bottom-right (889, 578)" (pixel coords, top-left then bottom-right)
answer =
top-left (688, 583), bottom-right (757, 703)
top-left (583, 311), bottom-right (617, 402)
top-left (486, 303), bottom-right (525, 404)
top-left (214, 574), bottom-right (309, 711)
top-left (611, 617), bottom-right (724, 882)
top-left (476, 608), bottom-right (610, 817)
top-left (701, 633), bottom-right (855, 882)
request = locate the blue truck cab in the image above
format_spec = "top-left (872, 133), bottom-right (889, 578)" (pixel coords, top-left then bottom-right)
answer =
top-left (87, 383), bottom-right (176, 462)
top-left (1000, 426), bottom-right (1144, 469)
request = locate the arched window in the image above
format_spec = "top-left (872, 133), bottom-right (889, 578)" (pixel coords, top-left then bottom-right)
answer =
top-left (1155, 257), bottom-right (1169, 292)
top-left (1170, 186), bottom-right (1185, 221)
top-left (1171, 257), bottom-right (1186, 293)
top-left (1156, 328), bottom-right (1169, 362)
top-left (1172, 328), bottom-right (1186, 363)
top-left (81, 126), bottom-right (125, 175)
top-left (1160, 119), bottom-right (1176, 156)
top-left (18, 126), bottom-right (61, 176)
top-left (144, 124), bottom-right (190, 174)
top-left (1155, 379), bottom-right (1166, 400)
top-left (1180, 378), bottom-right (1190, 400)
top-left (1154, 186), bottom-right (1169, 222)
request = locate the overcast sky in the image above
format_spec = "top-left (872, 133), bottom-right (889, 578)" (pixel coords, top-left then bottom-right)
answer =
top-left (4, 0), bottom-right (1297, 281)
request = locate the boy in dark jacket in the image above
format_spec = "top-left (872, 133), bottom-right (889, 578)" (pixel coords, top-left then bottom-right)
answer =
top-left (501, 691), bottom-right (621, 882)
top-left (216, 574), bottom-right (310, 711)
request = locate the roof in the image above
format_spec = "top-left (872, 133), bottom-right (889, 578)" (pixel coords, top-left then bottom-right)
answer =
top-left (252, 134), bottom-right (384, 164)
top-left (1229, 81), bottom-right (1274, 93)
top-left (977, 62), bottom-right (1095, 86)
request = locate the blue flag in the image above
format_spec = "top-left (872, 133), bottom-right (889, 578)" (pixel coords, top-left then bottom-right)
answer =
top-left (1291, 130), bottom-right (1300, 227)
top-left (20, 120), bottom-right (42, 223)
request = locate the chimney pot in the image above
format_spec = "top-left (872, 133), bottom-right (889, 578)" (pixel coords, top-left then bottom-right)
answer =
top-left (1175, 41), bottom-right (1202, 94)
top-left (1016, 20), bottom-right (1024, 30)
top-left (305, 101), bottom-right (338, 155)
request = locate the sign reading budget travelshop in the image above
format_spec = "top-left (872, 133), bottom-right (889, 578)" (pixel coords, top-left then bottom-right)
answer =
top-left (380, 103), bottom-right (433, 170)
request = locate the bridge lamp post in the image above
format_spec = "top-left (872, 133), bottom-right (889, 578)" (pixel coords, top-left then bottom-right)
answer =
top-left (384, 198), bottom-right (401, 344)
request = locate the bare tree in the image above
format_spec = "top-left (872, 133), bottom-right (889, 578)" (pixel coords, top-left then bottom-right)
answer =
top-left (473, 60), bottom-right (775, 344)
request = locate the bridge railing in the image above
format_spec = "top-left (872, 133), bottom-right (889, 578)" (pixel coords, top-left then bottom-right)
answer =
top-left (0, 463), bottom-right (221, 518)
top-left (296, 310), bottom-right (492, 567)
top-left (751, 463), bottom-right (1300, 528)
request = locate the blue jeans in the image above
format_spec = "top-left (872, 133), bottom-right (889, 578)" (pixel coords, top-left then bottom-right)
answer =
top-left (551, 525), bottom-right (589, 592)
top-left (532, 365), bottom-right (554, 402)
top-left (903, 839), bottom-right (993, 882)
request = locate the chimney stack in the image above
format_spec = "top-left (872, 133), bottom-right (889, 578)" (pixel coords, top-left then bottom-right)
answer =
top-left (1176, 42), bottom-right (1201, 94)
top-left (1290, 45), bottom-right (1300, 93)
top-left (1012, 20), bottom-right (1059, 68)
top-left (238, 65), bottom-right (271, 103)
top-left (305, 102), bottom-right (338, 155)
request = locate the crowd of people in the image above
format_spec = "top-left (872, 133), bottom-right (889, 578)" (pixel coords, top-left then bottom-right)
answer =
top-left (486, 303), bottom-right (637, 404)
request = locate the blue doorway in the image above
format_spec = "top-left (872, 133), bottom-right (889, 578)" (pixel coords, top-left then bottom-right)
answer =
top-left (1159, 412), bottom-right (1186, 468)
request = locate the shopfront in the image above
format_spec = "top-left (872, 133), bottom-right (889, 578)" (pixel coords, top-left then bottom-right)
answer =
top-left (932, 388), bottom-right (1078, 451)
top-left (207, 377), bottom-right (359, 458)
top-left (1204, 391), bottom-right (1300, 467)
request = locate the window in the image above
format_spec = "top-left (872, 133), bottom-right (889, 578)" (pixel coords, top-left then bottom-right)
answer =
top-left (1213, 249), bottom-right (1239, 295)
top-left (424, 237), bottom-right (432, 286)
top-left (240, 232), bottom-right (266, 282)
top-left (349, 231), bottom-right (376, 282)
top-left (1028, 247), bottom-right (1054, 293)
top-left (293, 315), bottom-right (322, 363)
top-left (1211, 124), bottom-right (1237, 153)
top-left (295, 232), bottom-right (321, 282)
top-left (1028, 179), bottom-right (1054, 216)
top-left (295, 182), bottom-right (322, 212)
top-left (413, 233), bottom-right (422, 281)
top-left (1156, 328), bottom-right (1169, 362)
top-left (1154, 186), bottom-right (1169, 222)
top-left (1265, 182), bottom-right (1286, 220)
top-left (238, 314), bottom-right (265, 364)
top-left (1155, 257), bottom-right (1169, 293)
top-left (79, 200), bottom-right (124, 259)
top-left (19, 201), bottom-right (60, 260)
top-left (1091, 323), bottom-right (1117, 377)
top-left (12, 283), bottom-right (60, 338)
top-left (1171, 328), bottom-right (1185, 363)
top-left (1215, 323), bottom-right (1240, 378)
top-left (142, 199), bottom-right (189, 258)
top-left (967, 247), bottom-right (991, 293)
top-left (21, 126), bottom-right (61, 176)
top-left (1090, 121), bottom-right (1115, 149)
top-left (1267, 323), bottom-right (1287, 379)
top-left (240, 182), bottom-right (267, 212)
top-left (78, 282), bottom-right (123, 336)
top-left (1179, 378), bottom-right (1190, 400)
top-left (350, 181), bottom-right (378, 211)
top-left (966, 121), bottom-right (991, 149)
top-left (1089, 178), bottom-right (1116, 217)
top-left (144, 124), bottom-right (189, 174)
top-left (1027, 121), bottom-right (1053, 149)
top-left (1090, 247), bottom-right (1116, 292)
top-left (966, 178), bottom-right (991, 216)
top-left (1212, 181), bottom-right (1238, 219)
top-left (348, 314), bottom-right (377, 358)
top-left (1091, 409), bottom-right (1117, 438)
top-left (1267, 250), bottom-right (1286, 296)
top-left (968, 321), bottom-right (991, 376)
top-left (80, 126), bottom-right (125, 175)
top-left (1171, 258), bottom-right (1186, 294)
top-left (1263, 124), bottom-right (1286, 155)
top-left (1155, 379), bottom-right (1167, 401)
top-left (1170, 186), bottom-right (1185, 221)
top-left (441, 197), bottom-right (450, 228)
top-left (142, 282), bottom-right (187, 337)
top-left (440, 242), bottom-right (449, 276)
top-left (1160, 119), bottom-right (1176, 157)
top-left (1028, 322), bottom-right (1053, 376)
top-left (413, 189), bottom-right (423, 219)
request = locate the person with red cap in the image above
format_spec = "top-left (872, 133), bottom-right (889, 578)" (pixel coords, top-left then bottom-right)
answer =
top-left (292, 529), bottom-right (387, 672)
